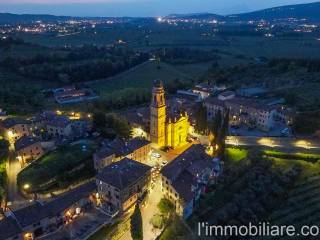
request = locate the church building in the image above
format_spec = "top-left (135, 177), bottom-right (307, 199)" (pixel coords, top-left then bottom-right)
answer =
top-left (150, 80), bottom-right (189, 149)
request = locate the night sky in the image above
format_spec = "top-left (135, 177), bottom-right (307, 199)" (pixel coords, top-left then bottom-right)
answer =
top-left (0, 0), bottom-right (317, 17)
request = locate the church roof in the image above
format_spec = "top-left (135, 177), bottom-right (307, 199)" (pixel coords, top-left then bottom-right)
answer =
top-left (166, 110), bottom-right (187, 123)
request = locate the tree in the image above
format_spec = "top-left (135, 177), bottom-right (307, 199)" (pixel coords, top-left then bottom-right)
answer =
top-left (210, 110), bottom-right (222, 147)
top-left (217, 109), bottom-right (229, 158)
top-left (106, 113), bottom-right (132, 140)
top-left (92, 111), bottom-right (106, 129)
top-left (157, 198), bottom-right (175, 215)
top-left (130, 204), bottom-right (143, 240)
top-left (195, 103), bottom-right (208, 134)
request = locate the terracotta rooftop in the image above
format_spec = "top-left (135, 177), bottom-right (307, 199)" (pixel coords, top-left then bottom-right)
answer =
top-left (96, 158), bottom-right (151, 190)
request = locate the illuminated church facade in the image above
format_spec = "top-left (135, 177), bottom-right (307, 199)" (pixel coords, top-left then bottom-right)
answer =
top-left (150, 80), bottom-right (190, 149)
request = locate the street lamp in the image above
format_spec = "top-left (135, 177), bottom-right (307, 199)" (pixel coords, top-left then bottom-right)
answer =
top-left (23, 183), bottom-right (30, 190)
top-left (7, 130), bottom-right (14, 138)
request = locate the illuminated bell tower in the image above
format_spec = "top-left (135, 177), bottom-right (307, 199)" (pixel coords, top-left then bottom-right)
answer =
top-left (150, 80), bottom-right (166, 147)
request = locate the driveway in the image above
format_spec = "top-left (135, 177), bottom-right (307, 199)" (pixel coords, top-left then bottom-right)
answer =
top-left (141, 177), bottom-right (163, 240)
top-left (6, 151), bottom-right (26, 209)
top-left (118, 177), bottom-right (163, 240)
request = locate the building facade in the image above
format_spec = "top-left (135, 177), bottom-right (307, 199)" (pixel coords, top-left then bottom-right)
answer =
top-left (1, 118), bottom-right (31, 142)
top-left (205, 95), bottom-right (286, 132)
top-left (96, 158), bottom-right (151, 216)
top-left (46, 116), bottom-right (73, 138)
top-left (150, 81), bottom-right (190, 148)
top-left (93, 137), bottom-right (151, 171)
top-left (14, 136), bottom-right (45, 166)
top-left (1, 182), bottom-right (96, 240)
top-left (160, 144), bottom-right (222, 219)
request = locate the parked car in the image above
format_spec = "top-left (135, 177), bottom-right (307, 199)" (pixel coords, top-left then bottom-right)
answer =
top-left (152, 152), bottom-right (161, 158)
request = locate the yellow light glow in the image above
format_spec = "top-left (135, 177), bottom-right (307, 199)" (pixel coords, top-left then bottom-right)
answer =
top-left (65, 210), bottom-right (72, 217)
top-left (295, 140), bottom-right (312, 149)
top-left (7, 130), bottom-right (14, 137)
top-left (23, 184), bottom-right (30, 190)
top-left (258, 138), bottom-right (276, 147)
top-left (56, 110), bottom-right (62, 115)
top-left (24, 232), bottom-right (32, 238)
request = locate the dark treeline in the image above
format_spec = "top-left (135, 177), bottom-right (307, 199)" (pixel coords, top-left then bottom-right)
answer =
top-left (268, 58), bottom-right (320, 73)
top-left (0, 37), bottom-right (25, 48)
top-left (0, 74), bottom-right (44, 114)
top-left (0, 39), bottom-right (149, 83)
top-left (202, 58), bottom-right (320, 86)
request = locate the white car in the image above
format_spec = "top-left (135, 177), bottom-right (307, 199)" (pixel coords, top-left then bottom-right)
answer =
top-left (152, 152), bottom-right (161, 158)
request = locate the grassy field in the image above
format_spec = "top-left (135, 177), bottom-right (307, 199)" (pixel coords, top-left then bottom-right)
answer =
top-left (264, 150), bottom-right (320, 163)
top-left (17, 141), bottom-right (97, 193)
top-left (225, 147), bottom-right (248, 162)
top-left (89, 60), bottom-right (212, 97)
top-left (18, 28), bottom-right (320, 59)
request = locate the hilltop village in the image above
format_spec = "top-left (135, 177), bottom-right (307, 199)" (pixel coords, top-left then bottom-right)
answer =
top-left (0, 79), bottom-right (318, 240)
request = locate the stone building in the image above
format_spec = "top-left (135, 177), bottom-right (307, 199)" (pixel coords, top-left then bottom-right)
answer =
top-left (14, 136), bottom-right (45, 166)
top-left (93, 137), bottom-right (151, 171)
top-left (96, 158), bottom-right (151, 216)
top-left (150, 80), bottom-right (190, 148)
top-left (1, 182), bottom-right (96, 240)
top-left (0, 118), bottom-right (31, 142)
top-left (160, 144), bottom-right (222, 219)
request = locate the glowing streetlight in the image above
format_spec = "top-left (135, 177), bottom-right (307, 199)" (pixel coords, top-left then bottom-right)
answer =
top-left (7, 130), bottom-right (14, 137)
top-left (295, 140), bottom-right (312, 149)
top-left (258, 138), bottom-right (276, 148)
top-left (23, 183), bottom-right (30, 190)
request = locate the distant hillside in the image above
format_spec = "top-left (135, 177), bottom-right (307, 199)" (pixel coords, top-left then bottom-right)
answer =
top-left (227, 2), bottom-right (320, 22)
top-left (166, 13), bottom-right (224, 21)
top-left (167, 2), bottom-right (320, 22)
top-left (0, 13), bottom-right (72, 24)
